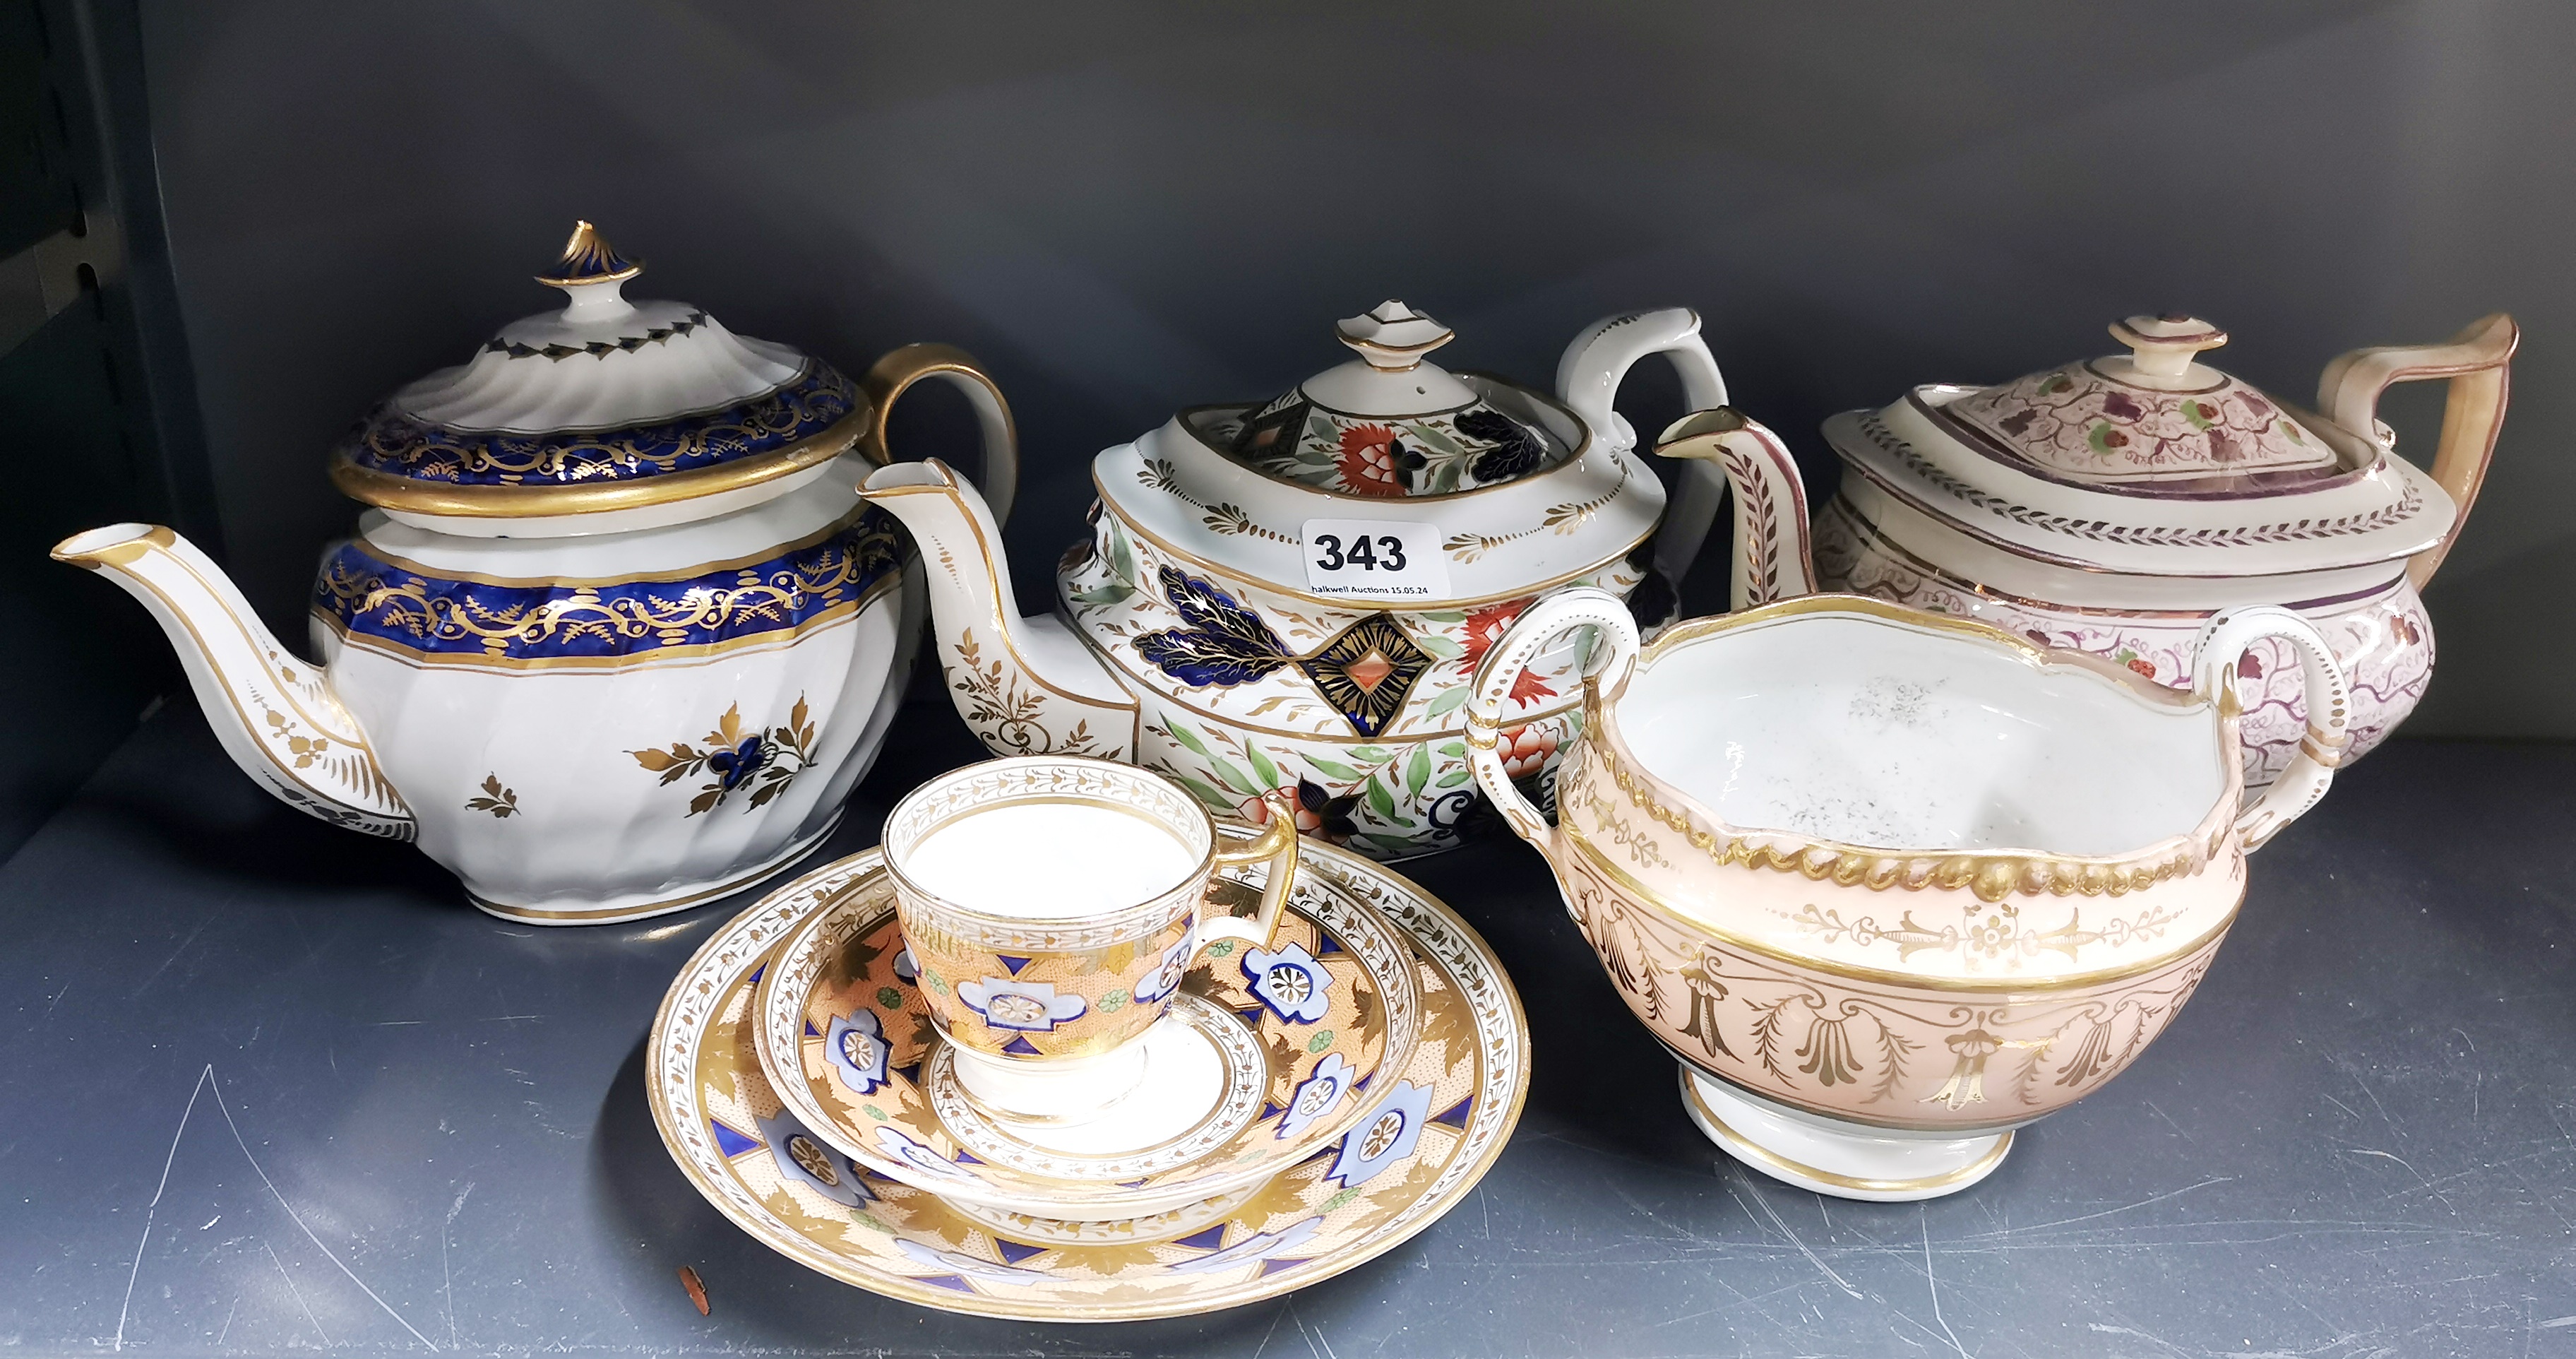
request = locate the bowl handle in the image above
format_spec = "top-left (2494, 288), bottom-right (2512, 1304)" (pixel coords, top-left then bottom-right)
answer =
top-left (1465, 587), bottom-right (1640, 844)
top-left (2194, 606), bottom-right (2352, 852)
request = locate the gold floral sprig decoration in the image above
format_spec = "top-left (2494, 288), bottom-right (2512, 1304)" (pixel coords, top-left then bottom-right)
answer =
top-left (630, 695), bottom-right (818, 817)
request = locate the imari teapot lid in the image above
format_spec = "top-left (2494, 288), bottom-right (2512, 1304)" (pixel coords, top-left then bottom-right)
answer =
top-left (327, 222), bottom-right (866, 521)
top-left (1823, 313), bottom-right (2459, 578)
top-left (1095, 300), bottom-right (1666, 605)
top-left (1188, 301), bottom-right (1577, 498)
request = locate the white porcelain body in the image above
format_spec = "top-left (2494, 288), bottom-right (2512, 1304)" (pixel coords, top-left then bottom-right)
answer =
top-left (865, 311), bottom-right (1821, 859)
top-left (318, 472), bottom-right (918, 920)
top-left (59, 463), bottom-right (922, 924)
top-left (1465, 587), bottom-right (2352, 1197)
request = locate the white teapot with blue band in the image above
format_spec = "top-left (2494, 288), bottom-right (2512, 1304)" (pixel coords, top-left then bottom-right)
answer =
top-left (55, 222), bottom-right (1018, 924)
top-left (862, 300), bottom-right (1813, 858)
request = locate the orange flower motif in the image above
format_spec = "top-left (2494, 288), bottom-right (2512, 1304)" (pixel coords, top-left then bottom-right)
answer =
top-left (1459, 599), bottom-right (1527, 669)
top-left (1238, 788), bottom-right (1323, 835)
top-left (1456, 597), bottom-right (1556, 704)
top-left (1496, 725), bottom-right (1558, 781)
top-left (1456, 596), bottom-right (1556, 704)
top-left (1335, 424), bottom-right (1409, 497)
top-left (1237, 778), bottom-right (1360, 844)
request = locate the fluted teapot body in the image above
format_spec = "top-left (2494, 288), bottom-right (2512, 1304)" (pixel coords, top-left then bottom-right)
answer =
top-left (57, 224), bottom-right (1017, 923)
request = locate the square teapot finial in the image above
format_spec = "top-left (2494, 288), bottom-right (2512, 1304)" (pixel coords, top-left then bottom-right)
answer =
top-left (1335, 300), bottom-right (1454, 371)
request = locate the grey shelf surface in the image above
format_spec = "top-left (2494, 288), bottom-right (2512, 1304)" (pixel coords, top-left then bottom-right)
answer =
top-left (2, 699), bottom-right (2570, 1358)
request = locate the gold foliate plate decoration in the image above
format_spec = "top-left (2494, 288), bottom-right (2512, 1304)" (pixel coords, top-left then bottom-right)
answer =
top-left (645, 844), bottom-right (1528, 1321)
top-left (751, 836), bottom-right (1424, 1218)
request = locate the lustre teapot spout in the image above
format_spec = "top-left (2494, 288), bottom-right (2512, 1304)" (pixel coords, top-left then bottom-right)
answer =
top-left (862, 302), bottom-right (1815, 859)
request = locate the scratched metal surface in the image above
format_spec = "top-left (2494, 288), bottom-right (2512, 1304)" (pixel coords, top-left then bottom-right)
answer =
top-left (2, 699), bottom-right (2571, 1358)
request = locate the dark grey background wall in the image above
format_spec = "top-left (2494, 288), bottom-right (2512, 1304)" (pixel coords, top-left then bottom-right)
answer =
top-left (134, 0), bottom-right (2575, 736)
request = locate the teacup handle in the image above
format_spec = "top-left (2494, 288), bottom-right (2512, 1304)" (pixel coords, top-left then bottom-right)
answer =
top-left (1465, 587), bottom-right (1641, 843)
top-left (2193, 606), bottom-right (2351, 852)
top-left (1195, 792), bottom-right (1301, 951)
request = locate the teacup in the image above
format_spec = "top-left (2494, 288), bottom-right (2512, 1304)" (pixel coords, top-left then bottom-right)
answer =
top-left (881, 755), bottom-right (1299, 1122)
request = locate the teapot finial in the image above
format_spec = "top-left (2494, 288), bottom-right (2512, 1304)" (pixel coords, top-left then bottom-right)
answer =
top-left (1336, 300), bottom-right (1454, 372)
top-left (537, 220), bottom-right (643, 321)
top-left (2109, 314), bottom-right (2228, 384)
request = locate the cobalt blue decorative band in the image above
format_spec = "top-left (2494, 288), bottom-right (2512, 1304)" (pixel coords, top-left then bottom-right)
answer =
top-left (331, 360), bottom-right (861, 488)
top-left (312, 508), bottom-right (902, 665)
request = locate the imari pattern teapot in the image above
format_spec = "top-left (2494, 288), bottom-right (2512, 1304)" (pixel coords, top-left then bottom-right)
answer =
top-left (864, 302), bottom-right (1812, 857)
top-left (55, 223), bottom-right (1017, 923)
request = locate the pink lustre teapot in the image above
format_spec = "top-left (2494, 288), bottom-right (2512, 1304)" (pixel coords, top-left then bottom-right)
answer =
top-left (1813, 312), bottom-right (2515, 788)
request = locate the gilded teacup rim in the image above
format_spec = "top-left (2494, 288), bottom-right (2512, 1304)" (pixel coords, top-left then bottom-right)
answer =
top-left (880, 754), bottom-right (1221, 930)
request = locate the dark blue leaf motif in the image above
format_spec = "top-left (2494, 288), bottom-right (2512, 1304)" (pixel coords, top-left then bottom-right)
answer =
top-left (1134, 566), bottom-right (1292, 687)
top-left (706, 736), bottom-right (769, 790)
top-left (1456, 407), bottom-right (1549, 484)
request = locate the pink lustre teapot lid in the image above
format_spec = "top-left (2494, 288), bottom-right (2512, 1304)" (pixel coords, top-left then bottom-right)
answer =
top-left (1821, 314), bottom-right (2459, 579)
top-left (327, 222), bottom-right (866, 521)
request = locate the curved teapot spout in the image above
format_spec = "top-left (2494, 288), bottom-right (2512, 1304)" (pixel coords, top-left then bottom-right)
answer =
top-left (859, 461), bottom-right (1140, 759)
top-left (1651, 408), bottom-right (1818, 609)
top-left (51, 525), bottom-right (415, 838)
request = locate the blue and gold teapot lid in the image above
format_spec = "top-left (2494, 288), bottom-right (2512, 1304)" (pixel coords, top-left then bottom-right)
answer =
top-left (328, 222), bottom-right (866, 520)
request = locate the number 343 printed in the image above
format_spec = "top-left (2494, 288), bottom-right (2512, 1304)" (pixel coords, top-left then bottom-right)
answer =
top-left (1300, 519), bottom-right (1451, 600)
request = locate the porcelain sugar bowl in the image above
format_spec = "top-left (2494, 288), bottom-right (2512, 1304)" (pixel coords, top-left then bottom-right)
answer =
top-left (861, 300), bottom-right (1811, 858)
top-left (1813, 311), bottom-right (2514, 788)
top-left (1466, 462), bottom-right (2352, 1196)
top-left (54, 222), bottom-right (1018, 924)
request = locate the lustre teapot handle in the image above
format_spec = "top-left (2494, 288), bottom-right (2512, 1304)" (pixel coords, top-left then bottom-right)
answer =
top-left (1464, 586), bottom-right (1640, 844)
top-left (1556, 309), bottom-right (1740, 594)
top-left (858, 343), bottom-right (1022, 525)
top-left (2315, 314), bottom-right (2517, 590)
top-left (2193, 606), bottom-right (2351, 852)
top-left (1650, 408), bottom-right (1818, 609)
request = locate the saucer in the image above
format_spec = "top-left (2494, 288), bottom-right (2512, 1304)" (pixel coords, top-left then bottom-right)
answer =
top-left (751, 837), bottom-right (1426, 1217)
top-left (645, 843), bottom-right (1529, 1321)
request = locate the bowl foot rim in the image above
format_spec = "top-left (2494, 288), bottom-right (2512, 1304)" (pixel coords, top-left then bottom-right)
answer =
top-left (1680, 1066), bottom-right (2012, 1201)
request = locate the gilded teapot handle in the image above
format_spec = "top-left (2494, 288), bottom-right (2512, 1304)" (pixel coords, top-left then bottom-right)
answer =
top-left (2315, 314), bottom-right (2517, 590)
top-left (857, 343), bottom-right (1022, 525)
top-left (2193, 606), bottom-right (2351, 852)
top-left (1464, 587), bottom-right (1640, 845)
